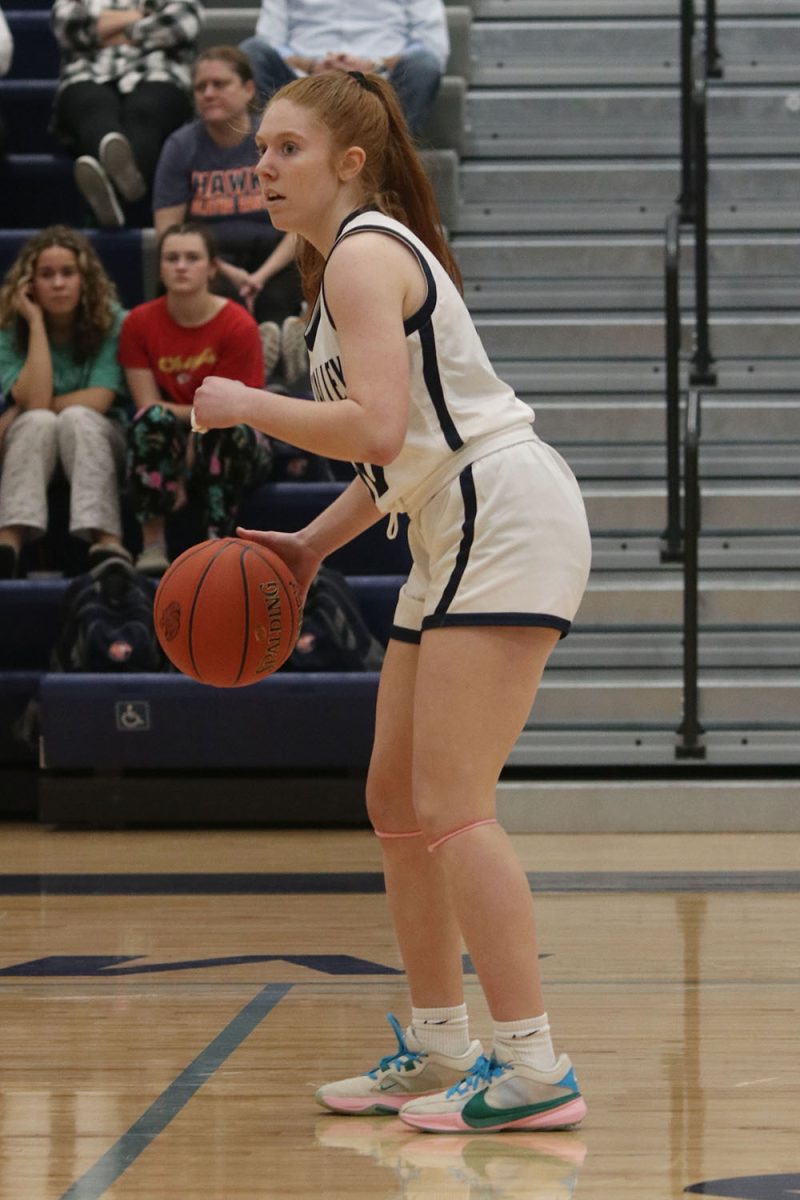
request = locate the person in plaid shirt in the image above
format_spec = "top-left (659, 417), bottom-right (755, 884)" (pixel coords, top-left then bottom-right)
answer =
top-left (51, 0), bottom-right (204, 227)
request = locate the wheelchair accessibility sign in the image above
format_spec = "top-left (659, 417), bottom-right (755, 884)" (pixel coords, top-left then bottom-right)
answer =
top-left (115, 701), bottom-right (151, 732)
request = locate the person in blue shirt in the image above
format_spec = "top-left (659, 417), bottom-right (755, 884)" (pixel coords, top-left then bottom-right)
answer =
top-left (239, 0), bottom-right (449, 135)
top-left (0, 226), bottom-right (130, 578)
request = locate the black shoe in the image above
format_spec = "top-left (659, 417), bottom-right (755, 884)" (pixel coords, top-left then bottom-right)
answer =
top-left (0, 543), bottom-right (18, 580)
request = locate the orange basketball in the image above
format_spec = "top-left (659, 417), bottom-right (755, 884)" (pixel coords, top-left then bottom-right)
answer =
top-left (153, 537), bottom-right (302, 687)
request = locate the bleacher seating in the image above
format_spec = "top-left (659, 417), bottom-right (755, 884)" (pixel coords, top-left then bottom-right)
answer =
top-left (0, 3), bottom-right (471, 255)
top-left (0, 571), bottom-right (404, 772)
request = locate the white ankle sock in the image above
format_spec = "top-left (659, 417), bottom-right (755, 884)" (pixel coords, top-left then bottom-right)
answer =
top-left (411, 1003), bottom-right (471, 1057)
top-left (492, 1013), bottom-right (558, 1071)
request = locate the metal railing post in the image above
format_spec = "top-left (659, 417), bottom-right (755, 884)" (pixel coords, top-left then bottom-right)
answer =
top-left (678, 0), bottom-right (696, 221)
top-left (662, 209), bottom-right (683, 562)
top-left (676, 390), bottom-right (706, 758)
top-left (689, 52), bottom-right (717, 386)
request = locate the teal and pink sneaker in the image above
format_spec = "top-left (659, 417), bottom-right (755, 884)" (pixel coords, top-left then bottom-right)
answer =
top-left (398, 1052), bottom-right (587, 1134)
top-left (315, 1013), bottom-right (483, 1116)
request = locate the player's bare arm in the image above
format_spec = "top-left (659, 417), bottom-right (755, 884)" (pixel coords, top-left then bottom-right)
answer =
top-left (193, 235), bottom-right (420, 465)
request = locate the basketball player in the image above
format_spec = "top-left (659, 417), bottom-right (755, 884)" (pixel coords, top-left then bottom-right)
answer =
top-left (192, 70), bottom-right (592, 1134)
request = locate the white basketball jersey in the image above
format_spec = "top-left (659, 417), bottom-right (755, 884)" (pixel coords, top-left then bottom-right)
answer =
top-left (306, 209), bottom-right (535, 518)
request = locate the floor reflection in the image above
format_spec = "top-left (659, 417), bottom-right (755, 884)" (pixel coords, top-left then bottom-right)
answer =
top-left (316, 1116), bottom-right (587, 1198)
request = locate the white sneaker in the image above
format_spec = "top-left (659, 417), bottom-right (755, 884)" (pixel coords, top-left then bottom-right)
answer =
top-left (258, 320), bottom-right (281, 379)
top-left (280, 314), bottom-right (308, 385)
top-left (99, 132), bottom-right (146, 202)
top-left (399, 1052), bottom-right (587, 1134)
top-left (135, 544), bottom-right (170, 577)
top-left (315, 1013), bottom-right (483, 1116)
top-left (74, 157), bottom-right (124, 228)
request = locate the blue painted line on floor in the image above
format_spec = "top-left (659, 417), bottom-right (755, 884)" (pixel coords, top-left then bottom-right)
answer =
top-left (58, 981), bottom-right (292, 1200)
top-left (2, 870), bottom-right (800, 895)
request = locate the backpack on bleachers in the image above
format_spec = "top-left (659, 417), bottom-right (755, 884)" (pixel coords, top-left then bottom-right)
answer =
top-left (284, 566), bottom-right (384, 673)
top-left (52, 557), bottom-right (164, 673)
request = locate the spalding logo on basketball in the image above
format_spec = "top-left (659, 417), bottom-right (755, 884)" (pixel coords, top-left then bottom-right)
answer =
top-left (158, 600), bottom-right (181, 643)
top-left (153, 537), bottom-right (302, 687)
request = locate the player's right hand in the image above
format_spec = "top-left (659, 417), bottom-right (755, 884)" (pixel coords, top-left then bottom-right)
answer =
top-left (236, 527), bottom-right (320, 603)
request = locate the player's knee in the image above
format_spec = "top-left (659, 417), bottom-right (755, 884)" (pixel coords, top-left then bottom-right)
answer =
top-left (365, 761), bottom-right (411, 832)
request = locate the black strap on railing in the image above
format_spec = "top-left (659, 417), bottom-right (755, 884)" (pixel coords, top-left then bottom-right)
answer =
top-left (676, 390), bottom-right (706, 758)
top-left (689, 49), bottom-right (717, 386)
top-left (678, 0), bottom-right (696, 221)
top-left (662, 208), bottom-right (683, 562)
top-left (705, 0), bottom-right (724, 79)
top-left (678, 0), bottom-right (724, 220)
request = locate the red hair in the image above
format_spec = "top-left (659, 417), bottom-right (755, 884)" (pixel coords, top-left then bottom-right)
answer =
top-left (267, 70), bottom-right (462, 306)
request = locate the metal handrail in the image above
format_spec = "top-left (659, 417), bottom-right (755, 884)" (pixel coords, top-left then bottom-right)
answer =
top-left (678, 0), bottom-right (696, 221)
top-left (662, 208), bottom-right (683, 562)
top-left (676, 390), bottom-right (706, 758)
top-left (678, 0), bottom-right (724, 222)
top-left (689, 50), bottom-right (717, 385)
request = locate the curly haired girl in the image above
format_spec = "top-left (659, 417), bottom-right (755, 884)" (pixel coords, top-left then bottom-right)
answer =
top-left (0, 226), bottom-right (130, 578)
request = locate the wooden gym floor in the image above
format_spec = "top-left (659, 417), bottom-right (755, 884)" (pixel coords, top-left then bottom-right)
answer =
top-left (1, 824), bottom-right (799, 1199)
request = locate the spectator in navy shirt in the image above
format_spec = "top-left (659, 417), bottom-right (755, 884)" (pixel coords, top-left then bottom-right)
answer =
top-left (153, 45), bottom-right (305, 380)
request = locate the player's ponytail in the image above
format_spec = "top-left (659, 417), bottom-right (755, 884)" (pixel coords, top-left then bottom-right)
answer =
top-left (267, 70), bottom-right (462, 306)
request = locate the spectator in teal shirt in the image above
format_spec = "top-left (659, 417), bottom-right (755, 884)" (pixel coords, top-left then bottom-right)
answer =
top-left (0, 226), bottom-right (130, 578)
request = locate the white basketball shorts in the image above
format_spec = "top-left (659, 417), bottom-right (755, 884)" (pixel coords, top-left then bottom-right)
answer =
top-left (391, 436), bottom-right (592, 642)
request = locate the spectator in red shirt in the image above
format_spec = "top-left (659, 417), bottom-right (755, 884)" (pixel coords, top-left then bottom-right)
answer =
top-left (119, 222), bottom-right (272, 574)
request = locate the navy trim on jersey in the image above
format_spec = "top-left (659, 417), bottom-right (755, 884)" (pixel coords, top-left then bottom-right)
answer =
top-left (432, 465), bottom-right (477, 620)
top-left (320, 215), bottom-right (464, 453)
top-left (421, 612), bottom-right (572, 639)
top-left (418, 318), bottom-right (464, 451)
top-left (331, 222), bottom-right (438, 337)
top-left (389, 624), bottom-right (422, 644)
top-left (354, 461), bottom-right (389, 499)
top-left (304, 301), bottom-right (321, 352)
top-left (324, 222), bottom-right (438, 334)
top-left (335, 222), bottom-right (439, 336)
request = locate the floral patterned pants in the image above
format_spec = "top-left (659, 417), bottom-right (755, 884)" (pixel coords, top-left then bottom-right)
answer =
top-left (127, 405), bottom-right (273, 537)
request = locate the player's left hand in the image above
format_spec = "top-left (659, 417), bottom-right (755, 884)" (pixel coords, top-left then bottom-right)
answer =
top-left (192, 376), bottom-right (248, 431)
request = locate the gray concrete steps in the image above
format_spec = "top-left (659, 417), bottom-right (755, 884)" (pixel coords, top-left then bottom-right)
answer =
top-left (508, 727), bottom-right (799, 768)
top-left (457, 159), bottom-right (800, 233)
top-left (591, 535), bottom-right (800, 570)
top-left (454, 233), bottom-right (800, 311)
top-left (459, 0), bottom-right (800, 785)
top-left (524, 666), bottom-right (800, 725)
top-left (561, 441), bottom-right (800, 478)
top-left (496, 777), bottom-right (800, 832)
top-left (471, 18), bottom-right (800, 86)
top-left (465, 87), bottom-right (800, 157)
top-left (551, 629), bottom-right (800, 668)
top-left (474, 0), bottom-right (800, 17)
top-left (577, 568), bottom-right (800, 626)
top-left (532, 394), bottom-right (800, 444)
top-left (499, 357), bottom-right (800, 394)
top-left (582, 479), bottom-right (800, 533)
top-left (476, 311), bottom-right (800, 359)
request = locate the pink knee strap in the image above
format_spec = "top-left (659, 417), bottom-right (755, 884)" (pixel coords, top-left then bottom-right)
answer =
top-left (427, 818), bottom-right (498, 853)
top-left (374, 828), bottom-right (423, 840)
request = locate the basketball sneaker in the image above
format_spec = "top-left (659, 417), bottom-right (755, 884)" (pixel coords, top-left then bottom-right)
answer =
top-left (280, 315), bottom-right (309, 385)
top-left (315, 1013), bottom-right (483, 1116)
top-left (399, 1052), bottom-right (587, 1134)
top-left (258, 321), bottom-right (282, 379)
